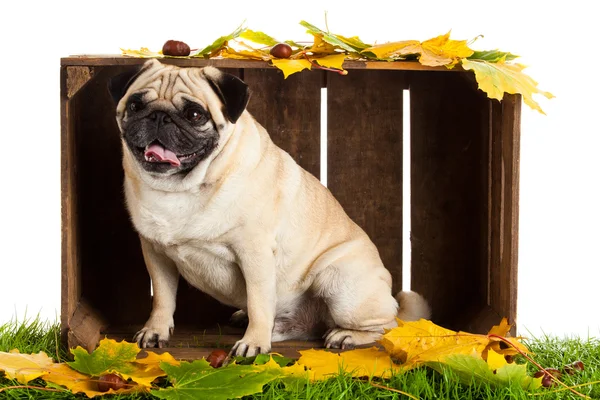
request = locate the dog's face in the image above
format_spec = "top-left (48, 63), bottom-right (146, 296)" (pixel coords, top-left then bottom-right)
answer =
top-left (110, 60), bottom-right (249, 176)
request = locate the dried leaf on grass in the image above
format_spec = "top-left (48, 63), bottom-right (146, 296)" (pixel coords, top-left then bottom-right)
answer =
top-left (297, 347), bottom-right (402, 380)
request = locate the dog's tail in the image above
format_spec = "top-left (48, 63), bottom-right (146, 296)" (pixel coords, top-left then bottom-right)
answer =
top-left (395, 291), bottom-right (431, 321)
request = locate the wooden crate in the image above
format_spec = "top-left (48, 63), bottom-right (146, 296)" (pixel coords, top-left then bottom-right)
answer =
top-left (60, 56), bottom-right (521, 358)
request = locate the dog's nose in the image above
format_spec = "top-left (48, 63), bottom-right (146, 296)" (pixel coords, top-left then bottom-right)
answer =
top-left (149, 111), bottom-right (172, 124)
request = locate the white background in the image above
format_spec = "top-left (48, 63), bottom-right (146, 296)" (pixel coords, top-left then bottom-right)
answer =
top-left (0, 0), bottom-right (598, 338)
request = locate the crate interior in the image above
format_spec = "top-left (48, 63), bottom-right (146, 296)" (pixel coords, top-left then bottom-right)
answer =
top-left (62, 62), bottom-right (519, 358)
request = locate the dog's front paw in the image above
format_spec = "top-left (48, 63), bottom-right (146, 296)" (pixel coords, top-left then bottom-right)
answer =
top-left (134, 317), bottom-right (174, 349)
top-left (229, 336), bottom-right (271, 357)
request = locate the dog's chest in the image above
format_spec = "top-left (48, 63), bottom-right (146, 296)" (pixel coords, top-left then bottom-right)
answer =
top-left (129, 185), bottom-right (231, 247)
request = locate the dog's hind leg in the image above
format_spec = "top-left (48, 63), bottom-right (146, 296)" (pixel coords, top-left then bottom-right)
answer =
top-left (313, 254), bottom-right (401, 350)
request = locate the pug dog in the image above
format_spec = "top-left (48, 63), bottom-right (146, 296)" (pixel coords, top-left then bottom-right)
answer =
top-left (109, 59), bottom-right (430, 356)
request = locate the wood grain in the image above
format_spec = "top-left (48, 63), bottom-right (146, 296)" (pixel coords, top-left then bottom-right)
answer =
top-left (488, 94), bottom-right (521, 332)
top-left (409, 71), bottom-right (490, 329)
top-left (61, 56), bottom-right (464, 72)
top-left (327, 70), bottom-right (406, 293)
top-left (61, 65), bottom-right (83, 345)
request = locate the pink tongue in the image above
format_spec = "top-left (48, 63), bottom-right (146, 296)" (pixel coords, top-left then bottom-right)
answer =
top-left (144, 143), bottom-right (181, 166)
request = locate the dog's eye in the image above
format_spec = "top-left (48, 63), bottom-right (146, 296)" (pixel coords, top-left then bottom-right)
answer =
top-left (184, 107), bottom-right (205, 123)
top-left (128, 100), bottom-right (144, 113)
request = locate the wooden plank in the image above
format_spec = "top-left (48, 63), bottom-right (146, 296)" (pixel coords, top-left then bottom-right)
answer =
top-left (409, 71), bottom-right (490, 330)
top-left (107, 329), bottom-right (351, 359)
top-left (71, 66), bottom-right (152, 328)
top-left (61, 56), bottom-right (464, 72)
top-left (327, 70), bottom-right (406, 293)
top-left (61, 65), bottom-right (83, 345)
top-left (244, 68), bottom-right (322, 179)
top-left (67, 300), bottom-right (107, 353)
top-left (489, 94), bottom-right (521, 332)
top-left (66, 66), bottom-right (94, 98)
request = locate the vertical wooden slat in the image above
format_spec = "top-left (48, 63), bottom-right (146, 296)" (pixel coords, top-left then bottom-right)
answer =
top-left (244, 68), bottom-right (322, 179)
top-left (61, 66), bottom-right (87, 345)
top-left (327, 70), bottom-right (406, 293)
top-left (409, 71), bottom-right (490, 329)
top-left (489, 94), bottom-right (521, 329)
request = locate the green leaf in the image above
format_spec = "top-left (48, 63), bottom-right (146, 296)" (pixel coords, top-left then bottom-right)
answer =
top-left (284, 40), bottom-right (304, 48)
top-left (152, 359), bottom-right (282, 400)
top-left (67, 338), bottom-right (139, 376)
top-left (299, 21), bottom-right (356, 53)
top-left (427, 353), bottom-right (541, 390)
top-left (194, 22), bottom-right (246, 57)
top-left (239, 29), bottom-right (278, 46)
top-left (469, 50), bottom-right (519, 62)
top-left (333, 34), bottom-right (371, 52)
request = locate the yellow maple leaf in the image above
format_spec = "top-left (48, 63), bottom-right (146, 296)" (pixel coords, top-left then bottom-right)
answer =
top-left (0, 349), bottom-right (54, 383)
top-left (314, 54), bottom-right (347, 71)
top-left (362, 32), bottom-right (473, 68)
top-left (362, 40), bottom-right (421, 59)
top-left (461, 59), bottom-right (554, 114)
top-left (121, 47), bottom-right (163, 58)
top-left (380, 318), bottom-right (532, 371)
top-left (304, 34), bottom-right (338, 55)
top-left (380, 319), bottom-right (490, 369)
top-left (44, 364), bottom-right (139, 398)
top-left (120, 351), bottom-right (180, 388)
top-left (420, 32), bottom-right (474, 67)
top-left (271, 59), bottom-right (312, 79)
top-left (297, 347), bottom-right (401, 380)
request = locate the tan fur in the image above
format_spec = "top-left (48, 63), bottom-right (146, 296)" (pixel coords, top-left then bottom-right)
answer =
top-left (118, 60), bottom-right (430, 356)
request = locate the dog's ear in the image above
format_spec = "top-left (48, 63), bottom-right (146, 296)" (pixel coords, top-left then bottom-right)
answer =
top-left (202, 67), bottom-right (250, 123)
top-left (108, 60), bottom-right (161, 104)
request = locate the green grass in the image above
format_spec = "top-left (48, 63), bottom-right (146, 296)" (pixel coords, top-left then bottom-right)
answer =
top-left (1, 318), bottom-right (598, 399)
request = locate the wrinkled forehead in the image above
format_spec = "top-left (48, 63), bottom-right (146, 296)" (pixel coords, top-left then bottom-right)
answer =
top-left (126, 64), bottom-right (217, 109)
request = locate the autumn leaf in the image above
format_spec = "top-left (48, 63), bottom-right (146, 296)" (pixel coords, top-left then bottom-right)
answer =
top-left (469, 50), bottom-right (519, 62)
top-left (121, 351), bottom-right (180, 388)
top-left (379, 318), bottom-right (532, 373)
top-left (43, 364), bottom-right (139, 398)
top-left (380, 319), bottom-right (490, 369)
top-left (427, 350), bottom-right (542, 390)
top-left (362, 32), bottom-right (474, 68)
top-left (297, 347), bottom-right (402, 380)
top-left (271, 59), bottom-right (312, 78)
top-left (314, 54), bottom-right (347, 71)
top-left (239, 29), bottom-right (278, 47)
top-left (362, 40), bottom-right (421, 60)
top-left (68, 338), bottom-right (139, 376)
top-left (299, 21), bottom-right (357, 53)
top-left (152, 358), bottom-right (283, 400)
top-left (0, 349), bottom-right (54, 383)
top-left (461, 59), bottom-right (555, 114)
top-left (194, 22), bottom-right (246, 58)
top-left (233, 353), bottom-right (294, 367)
top-left (221, 47), bottom-right (270, 61)
top-left (334, 34), bottom-right (371, 52)
top-left (120, 47), bottom-right (163, 58)
top-left (420, 32), bottom-right (474, 67)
